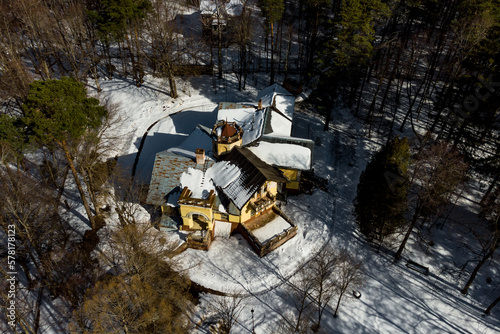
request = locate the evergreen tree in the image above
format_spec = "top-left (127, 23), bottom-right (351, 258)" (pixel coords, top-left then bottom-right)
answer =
top-left (86, 0), bottom-right (152, 83)
top-left (22, 77), bottom-right (107, 229)
top-left (354, 136), bottom-right (410, 249)
top-left (0, 114), bottom-right (26, 163)
top-left (318, 0), bottom-right (390, 130)
top-left (395, 142), bottom-right (469, 261)
top-left (258, 0), bottom-right (284, 84)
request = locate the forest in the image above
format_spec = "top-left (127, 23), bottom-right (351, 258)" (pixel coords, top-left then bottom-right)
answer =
top-left (0, 0), bottom-right (499, 333)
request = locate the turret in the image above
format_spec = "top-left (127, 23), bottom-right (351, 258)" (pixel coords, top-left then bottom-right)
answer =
top-left (211, 120), bottom-right (243, 158)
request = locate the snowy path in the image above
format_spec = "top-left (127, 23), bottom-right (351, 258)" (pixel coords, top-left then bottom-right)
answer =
top-left (130, 101), bottom-right (217, 181)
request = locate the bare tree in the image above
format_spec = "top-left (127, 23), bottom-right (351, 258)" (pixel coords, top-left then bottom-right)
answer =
top-left (331, 251), bottom-right (364, 318)
top-left (284, 262), bottom-right (316, 333)
top-left (231, 0), bottom-right (254, 91)
top-left (72, 272), bottom-right (191, 334)
top-left (144, 0), bottom-right (182, 98)
top-left (461, 187), bottom-right (499, 295)
top-left (0, 163), bottom-right (60, 289)
top-left (205, 294), bottom-right (247, 334)
top-left (0, 145), bottom-right (100, 330)
top-left (72, 212), bottom-right (193, 333)
top-left (306, 244), bottom-right (339, 332)
top-left (73, 101), bottom-right (123, 217)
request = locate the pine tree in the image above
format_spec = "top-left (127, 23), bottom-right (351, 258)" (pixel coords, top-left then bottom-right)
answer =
top-left (22, 77), bottom-right (107, 229)
top-left (354, 136), bottom-right (410, 249)
top-left (395, 142), bottom-right (469, 261)
top-left (317, 0), bottom-right (390, 130)
top-left (0, 114), bottom-right (26, 163)
top-left (86, 0), bottom-right (152, 83)
top-left (258, 0), bottom-right (284, 85)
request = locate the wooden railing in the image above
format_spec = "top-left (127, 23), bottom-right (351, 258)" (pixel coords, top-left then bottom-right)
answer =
top-left (239, 206), bottom-right (297, 257)
top-left (186, 230), bottom-right (212, 250)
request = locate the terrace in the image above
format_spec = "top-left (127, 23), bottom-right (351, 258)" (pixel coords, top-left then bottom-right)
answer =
top-left (240, 206), bottom-right (297, 257)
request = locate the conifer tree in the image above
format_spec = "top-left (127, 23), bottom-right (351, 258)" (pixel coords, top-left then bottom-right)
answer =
top-left (22, 77), bottom-right (107, 229)
top-left (87, 0), bottom-right (152, 83)
top-left (0, 114), bottom-right (26, 163)
top-left (354, 136), bottom-right (410, 249)
top-left (395, 142), bottom-right (469, 261)
top-left (318, 0), bottom-right (390, 130)
top-left (258, 0), bottom-right (284, 85)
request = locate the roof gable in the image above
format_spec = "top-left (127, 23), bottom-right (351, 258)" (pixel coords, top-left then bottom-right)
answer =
top-left (216, 147), bottom-right (287, 209)
top-left (146, 151), bottom-right (214, 206)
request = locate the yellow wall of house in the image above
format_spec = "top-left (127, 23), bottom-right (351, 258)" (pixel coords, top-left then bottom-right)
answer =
top-left (240, 201), bottom-right (254, 223)
top-left (178, 181), bottom-right (280, 228)
top-left (280, 168), bottom-right (301, 190)
top-left (213, 211), bottom-right (240, 226)
top-left (229, 214), bottom-right (240, 223)
top-left (267, 181), bottom-right (278, 196)
top-left (281, 168), bottom-right (298, 181)
top-left (216, 139), bottom-right (242, 156)
top-left (179, 204), bottom-right (214, 230)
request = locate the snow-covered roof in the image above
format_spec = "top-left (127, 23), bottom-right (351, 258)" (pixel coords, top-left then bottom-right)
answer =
top-left (168, 125), bottom-right (214, 159)
top-left (176, 148), bottom-right (286, 210)
top-left (180, 167), bottom-right (214, 199)
top-left (247, 141), bottom-right (312, 170)
top-left (251, 215), bottom-right (292, 244)
top-left (216, 148), bottom-right (287, 210)
top-left (179, 160), bottom-right (241, 201)
top-left (257, 84), bottom-right (295, 120)
top-left (146, 126), bottom-right (215, 206)
top-left (200, 0), bottom-right (244, 16)
top-left (209, 160), bottom-right (242, 188)
top-left (146, 151), bottom-right (215, 206)
top-left (217, 107), bottom-right (266, 145)
top-left (263, 107), bottom-right (292, 137)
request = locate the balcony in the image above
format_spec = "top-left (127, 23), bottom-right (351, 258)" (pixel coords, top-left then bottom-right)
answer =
top-left (251, 193), bottom-right (275, 213)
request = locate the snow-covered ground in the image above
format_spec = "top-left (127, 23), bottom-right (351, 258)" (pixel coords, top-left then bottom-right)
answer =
top-left (84, 73), bottom-right (499, 333)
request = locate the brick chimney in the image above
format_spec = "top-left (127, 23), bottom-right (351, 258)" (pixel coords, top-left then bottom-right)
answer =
top-left (258, 99), bottom-right (262, 110)
top-left (195, 148), bottom-right (205, 165)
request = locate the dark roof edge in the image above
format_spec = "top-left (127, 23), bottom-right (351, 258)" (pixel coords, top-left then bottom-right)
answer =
top-left (226, 147), bottom-right (288, 183)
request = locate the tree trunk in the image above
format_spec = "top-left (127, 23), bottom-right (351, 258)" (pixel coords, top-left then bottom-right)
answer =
top-left (480, 174), bottom-right (499, 206)
top-left (61, 140), bottom-right (95, 229)
top-left (125, 33), bottom-right (138, 85)
top-left (82, 167), bottom-right (101, 217)
top-left (484, 295), bottom-right (500, 315)
top-left (395, 209), bottom-right (420, 261)
top-left (34, 286), bottom-right (44, 334)
top-left (461, 244), bottom-right (498, 295)
top-left (270, 21), bottom-right (275, 85)
top-left (133, 23), bottom-right (144, 86)
top-left (355, 67), bottom-right (369, 116)
top-left (166, 61), bottom-right (178, 98)
top-left (218, 13), bottom-right (223, 80)
top-left (333, 291), bottom-right (344, 318)
top-left (378, 43), bottom-right (403, 118)
top-left (367, 78), bottom-right (383, 137)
